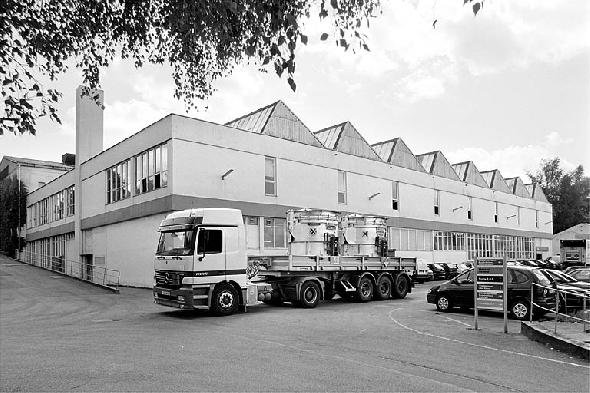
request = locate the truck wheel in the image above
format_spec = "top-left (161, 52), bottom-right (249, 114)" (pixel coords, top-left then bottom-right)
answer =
top-left (299, 281), bottom-right (321, 308)
top-left (211, 283), bottom-right (238, 316)
top-left (375, 275), bottom-right (393, 300)
top-left (392, 274), bottom-right (409, 299)
top-left (356, 277), bottom-right (374, 302)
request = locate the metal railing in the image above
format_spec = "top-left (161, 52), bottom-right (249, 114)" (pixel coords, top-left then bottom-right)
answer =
top-left (18, 250), bottom-right (120, 291)
top-left (531, 283), bottom-right (590, 334)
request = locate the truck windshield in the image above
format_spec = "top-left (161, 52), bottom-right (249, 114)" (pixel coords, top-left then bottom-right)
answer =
top-left (157, 230), bottom-right (195, 256)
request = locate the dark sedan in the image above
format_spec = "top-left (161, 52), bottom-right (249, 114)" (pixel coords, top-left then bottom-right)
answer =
top-left (427, 266), bottom-right (556, 320)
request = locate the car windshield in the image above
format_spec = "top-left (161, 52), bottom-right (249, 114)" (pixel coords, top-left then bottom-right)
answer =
top-left (532, 269), bottom-right (552, 286)
top-left (157, 230), bottom-right (196, 256)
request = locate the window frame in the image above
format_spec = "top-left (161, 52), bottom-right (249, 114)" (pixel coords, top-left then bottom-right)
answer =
top-left (264, 156), bottom-right (277, 196)
top-left (338, 170), bottom-right (347, 205)
top-left (392, 181), bottom-right (399, 211)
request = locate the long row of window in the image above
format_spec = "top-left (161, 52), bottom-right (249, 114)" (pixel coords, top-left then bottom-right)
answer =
top-left (264, 157), bottom-right (538, 227)
top-left (28, 185), bottom-right (75, 228)
top-left (106, 143), bottom-right (168, 204)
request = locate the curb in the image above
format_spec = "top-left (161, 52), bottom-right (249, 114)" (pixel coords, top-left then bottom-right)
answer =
top-left (521, 321), bottom-right (589, 361)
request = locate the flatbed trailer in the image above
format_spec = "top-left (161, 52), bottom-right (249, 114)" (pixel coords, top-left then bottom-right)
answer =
top-left (153, 208), bottom-right (416, 315)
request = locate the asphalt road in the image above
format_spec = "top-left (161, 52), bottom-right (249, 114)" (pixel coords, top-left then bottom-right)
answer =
top-left (1, 254), bottom-right (588, 392)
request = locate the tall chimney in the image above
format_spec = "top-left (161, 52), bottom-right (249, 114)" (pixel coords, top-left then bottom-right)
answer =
top-left (75, 86), bottom-right (104, 165)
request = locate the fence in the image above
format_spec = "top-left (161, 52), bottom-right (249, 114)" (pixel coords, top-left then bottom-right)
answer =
top-left (19, 250), bottom-right (120, 291)
top-left (531, 282), bottom-right (590, 334)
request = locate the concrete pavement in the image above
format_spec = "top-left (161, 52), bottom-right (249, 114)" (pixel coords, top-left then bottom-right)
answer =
top-left (1, 254), bottom-right (588, 392)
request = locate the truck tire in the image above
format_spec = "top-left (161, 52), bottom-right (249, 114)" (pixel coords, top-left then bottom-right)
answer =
top-left (211, 283), bottom-right (238, 316)
top-left (356, 276), bottom-right (374, 302)
top-left (392, 274), bottom-right (410, 299)
top-left (298, 281), bottom-right (321, 308)
top-left (375, 275), bottom-right (393, 300)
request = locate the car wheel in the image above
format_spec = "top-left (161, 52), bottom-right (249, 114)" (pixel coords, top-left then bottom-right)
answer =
top-left (510, 300), bottom-right (530, 320)
top-left (436, 295), bottom-right (453, 312)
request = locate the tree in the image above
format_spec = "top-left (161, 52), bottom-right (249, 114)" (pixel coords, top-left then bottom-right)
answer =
top-left (0, 177), bottom-right (27, 258)
top-left (1, 0), bottom-right (483, 135)
top-left (528, 158), bottom-right (590, 234)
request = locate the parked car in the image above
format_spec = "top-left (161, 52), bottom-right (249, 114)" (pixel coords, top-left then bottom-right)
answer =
top-left (563, 266), bottom-right (584, 275)
top-left (541, 269), bottom-right (590, 311)
top-left (457, 262), bottom-right (473, 275)
top-left (568, 267), bottom-right (590, 283)
top-left (426, 266), bottom-right (556, 320)
top-left (440, 263), bottom-right (458, 279)
top-left (413, 259), bottom-right (434, 284)
top-left (427, 264), bottom-right (447, 280)
top-left (517, 259), bottom-right (539, 268)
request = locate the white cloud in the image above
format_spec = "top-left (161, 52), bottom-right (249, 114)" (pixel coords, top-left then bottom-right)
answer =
top-left (445, 131), bottom-right (577, 179)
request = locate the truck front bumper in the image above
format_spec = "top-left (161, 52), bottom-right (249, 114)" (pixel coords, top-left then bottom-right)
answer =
top-left (153, 286), bottom-right (196, 309)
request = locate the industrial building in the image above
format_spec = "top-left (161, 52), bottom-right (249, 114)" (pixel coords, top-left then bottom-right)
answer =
top-left (22, 87), bottom-right (554, 287)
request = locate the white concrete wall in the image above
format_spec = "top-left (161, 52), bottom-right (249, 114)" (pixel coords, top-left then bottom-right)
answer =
top-left (170, 115), bottom-right (552, 237)
top-left (82, 214), bottom-right (167, 287)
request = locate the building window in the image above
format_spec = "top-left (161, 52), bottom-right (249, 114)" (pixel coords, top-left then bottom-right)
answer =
top-left (535, 210), bottom-right (539, 228)
top-left (434, 231), bottom-right (465, 251)
top-left (135, 143), bottom-right (168, 196)
top-left (434, 190), bottom-right (440, 216)
top-left (517, 207), bottom-right (520, 226)
top-left (467, 197), bottom-right (473, 220)
top-left (338, 170), bottom-right (347, 204)
top-left (106, 159), bottom-right (132, 204)
top-left (392, 181), bottom-right (399, 210)
top-left (265, 156), bottom-right (276, 196)
top-left (264, 217), bottom-right (286, 248)
top-left (66, 185), bottom-right (75, 216)
top-left (494, 202), bottom-right (498, 223)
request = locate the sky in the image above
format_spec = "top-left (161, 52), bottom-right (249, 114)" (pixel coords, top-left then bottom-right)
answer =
top-left (1, 0), bottom-right (589, 179)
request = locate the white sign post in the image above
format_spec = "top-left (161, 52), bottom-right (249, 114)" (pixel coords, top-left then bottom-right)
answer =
top-left (474, 255), bottom-right (508, 333)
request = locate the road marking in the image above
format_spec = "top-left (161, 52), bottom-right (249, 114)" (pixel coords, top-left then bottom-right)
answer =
top-left (440, 315), bottom-right (473, 327)
top-left (388, 309), bottom-right (589, 369)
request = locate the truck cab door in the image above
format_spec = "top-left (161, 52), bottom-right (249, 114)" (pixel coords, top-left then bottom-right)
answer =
top-left (195, 228), bottom-right (225, 280)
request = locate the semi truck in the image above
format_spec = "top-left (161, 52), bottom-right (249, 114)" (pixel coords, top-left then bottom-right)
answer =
top-left (153, 208), bottom-right (416, 316)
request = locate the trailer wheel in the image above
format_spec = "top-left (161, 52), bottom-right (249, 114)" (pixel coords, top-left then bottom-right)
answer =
top-left (298, 281), bottom-right (321, 308)
top-left (392, 274), bottom-right (410, 299)
top-left (375, 275), bottom-right (393, 300)
top-left (211, 283), bottom-right (238, 316)
top-left (356, 277), bottom-right (374, 302)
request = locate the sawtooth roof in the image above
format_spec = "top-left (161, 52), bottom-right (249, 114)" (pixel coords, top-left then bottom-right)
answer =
top-left (525, 183), bottom-right (549, 203)
top-left (452, 161), bottom-right (489, 188)
top-left (225, 100), bottom-right (322, 147)
top-left (505, 177), bottom-right (531, 198)
top-left (314, 122), bottom-right (379, 160)
top-left (416, 151), bottom-right (460, 180)
top-left (371, 138), bottom-right (426, 172)
top-left (480, 170), bottom-right (511, 193)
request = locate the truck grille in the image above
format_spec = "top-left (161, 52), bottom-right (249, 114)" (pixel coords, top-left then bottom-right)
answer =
top-left (155, 271), bottom-right (185, 289)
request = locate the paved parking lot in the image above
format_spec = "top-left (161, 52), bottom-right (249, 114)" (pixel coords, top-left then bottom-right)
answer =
top-left (1, 255), bottom-right (588, 392)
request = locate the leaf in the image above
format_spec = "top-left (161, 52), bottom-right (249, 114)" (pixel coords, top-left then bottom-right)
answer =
top-left (300, 34), bottom-right (308, 45)
top-left (330, 0), bottom-right (339, 10)
top-left (432, 19), bottom-right (437, 29)
top-left (320, 33), bottom-right (329, 41)
top-left (287, 77), bottom-right (296, 91)
top-left (473, 2), bottom-right (481, 16)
